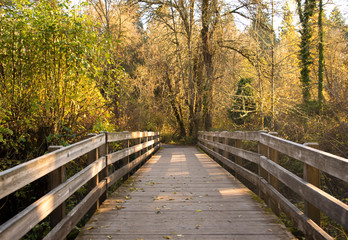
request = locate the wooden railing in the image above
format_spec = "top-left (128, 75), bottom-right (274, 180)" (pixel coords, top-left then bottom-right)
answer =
top-left (0, 131), bottom-right (160, 240)
top-left (198, 131), bottom-right (348, 240)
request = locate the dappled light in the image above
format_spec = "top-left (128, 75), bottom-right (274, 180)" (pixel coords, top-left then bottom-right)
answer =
top-left (219, 188), bottom-right (250, 197)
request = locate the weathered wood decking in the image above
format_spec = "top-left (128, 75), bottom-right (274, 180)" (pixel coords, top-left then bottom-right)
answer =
top-left (77, 145), bottom-right (294, 240)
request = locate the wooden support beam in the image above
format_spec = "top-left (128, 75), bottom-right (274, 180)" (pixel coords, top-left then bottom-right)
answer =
top-left (235, 135), bottom-right (243, 179)
top-left (268, 132), bottom-right (280, 216)
top-left (303, 142), bottom-right (321, 225)
top-left (98, 132), bottom-right (108, 203)
top-left (258, 130), bottom-right (269, 201)
top-left (47, 146), bottom-right (65, 229)
top-left (87, 134), bottom-right (99, 217)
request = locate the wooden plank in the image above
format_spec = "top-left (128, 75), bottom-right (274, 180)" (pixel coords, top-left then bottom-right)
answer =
top-left (266, 132), bottom-right (280, 216)
top-left (259, 133), bottom-right (348, 182)
top-left (198, 143), bottom-right (259, 187)
top-left (259, 156), bottom-right (348, 230)
top-left (198, 137), bottom-right (260, 165)
top-left (87, 134), bottom-right (99, 216)
top-left (47, 146), bottom-right (65, 229)
top-left (199, 142), bottom-right (333, 240)
top-left (77, 146), bottom-right (293, 240)
top-left (107, 131), bottom-right (159, 143)
top-left (107, 145), bottom-right (159, 186)
top-left (198, 131), bottom-right (260, 141)
top-left (303, 143), bottom-right (321, 225)
top-left (258, 179), bottom-right (333, 240)
top-left (108, 139), bottom-right (159, 165)
top-left (0, 134), bottom-right (106, 199)
top-left (0, 157), bottom-right (106, 240)
top-left (43, 180), bottom-right (107, 240)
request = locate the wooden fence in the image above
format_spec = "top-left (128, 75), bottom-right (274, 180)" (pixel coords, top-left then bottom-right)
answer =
top-left (0, 131), bottom-right (160, 240)
top-left (198, 131), bottom-right (348, 240)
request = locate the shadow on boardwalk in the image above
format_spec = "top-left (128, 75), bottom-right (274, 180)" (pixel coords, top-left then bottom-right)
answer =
top-left (77, 146), bottom-right (294, 240)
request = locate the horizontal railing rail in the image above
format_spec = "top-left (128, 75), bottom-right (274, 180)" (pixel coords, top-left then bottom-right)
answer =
top-left (0, 131), bottom-right (160, 240)
top-left (198, 131), bottom-right (348, 240)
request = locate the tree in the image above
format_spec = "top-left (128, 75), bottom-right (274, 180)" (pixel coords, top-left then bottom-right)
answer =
top-left (296, 0), bottom-right (316, 104)
top-left (329, 6), bottom-right (345, 28)
top-left (228, 77), bottom-right (256, 125)
top-left (277, 0), bottom-right (301, 109)
top-left (201, 0), bottom-right (219, 131)
top-left (0, 0), bottom-right (111, 160)
top-left (87, 0), bottom-right (140, 127)
top-left (317, 0), bottom-right (324, 109)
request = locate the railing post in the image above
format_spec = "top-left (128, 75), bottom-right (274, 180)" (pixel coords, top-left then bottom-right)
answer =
top-left (122, 131), bottom-right (131, 179)
top-left (303, 142), bottom-right (321, 225)
top-left (87, 134), bottom-right (99, 216)
top-left (258, 130), bottom-right (269, 200)
top-left (47, 145), bottom-right (65, 229)
top-left (268, 132), bottom-right (280, 216)
top-left (222, 131), bottom-right (229, 159)
top-left (235, 132), bottom-right (243, 165)
top-left (234, 131), bottom-right (243, 179)
top-left (145, 131), bottom-right (149, 155)
top-left (99, 131), bottom-right (108, 202)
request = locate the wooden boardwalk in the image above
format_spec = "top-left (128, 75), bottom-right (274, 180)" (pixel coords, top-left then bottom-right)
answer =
top-left (77, 145), bottom-right (294, 240)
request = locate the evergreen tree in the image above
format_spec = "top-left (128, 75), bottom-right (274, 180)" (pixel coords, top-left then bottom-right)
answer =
top-left (228, 78), bottom-right (256, 125)
top-left (329, 6), bottom-right (345, 28)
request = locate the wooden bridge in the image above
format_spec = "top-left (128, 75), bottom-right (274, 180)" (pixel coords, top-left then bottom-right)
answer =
top-left (0, 131), bottom-right (347, 240)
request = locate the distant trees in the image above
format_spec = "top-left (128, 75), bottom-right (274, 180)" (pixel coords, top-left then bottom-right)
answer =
top-left (1, 0), bottom-right (347, 157)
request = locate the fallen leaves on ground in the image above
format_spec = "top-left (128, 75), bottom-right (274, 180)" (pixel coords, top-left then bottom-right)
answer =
top-left (115, 205), bottom-right (125, 210)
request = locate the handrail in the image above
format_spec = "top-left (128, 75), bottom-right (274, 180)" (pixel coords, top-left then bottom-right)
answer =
top-left (198, 131), bottom-right (348, 240)
top-left (0, 134), bottom-right (105, 199)
top-left (0, 131), bottom-right (160, 240)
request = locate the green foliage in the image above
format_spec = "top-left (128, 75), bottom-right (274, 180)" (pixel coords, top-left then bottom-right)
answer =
top-left (22, 220), bottom-right (51, 240)
top-left (0, 0), bottom-right (117, 161)
top-left (296, 0), bottom-right (316, 104)
top-left (228, 78), bottom-right (256, 125)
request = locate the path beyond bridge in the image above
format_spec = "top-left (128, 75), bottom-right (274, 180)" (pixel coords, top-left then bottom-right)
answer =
top-left (77, 145), bottom-right (293, 240)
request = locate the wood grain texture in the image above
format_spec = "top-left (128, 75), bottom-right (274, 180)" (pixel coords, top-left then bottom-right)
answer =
top-left (259, 156), bottom-right (348, 230)
top-left (0, 134), bottom-right (105, 199)
top-left (198, 137), bottom-right (260, 165)
top-left (43, 180), bottom-right (107, 240)
top-left (199, 131), bottom-right (348, 183)
top-left (0, 157), bottom-right (106, 240)
top-left (107, 145), bottom-right (159, 186)
top-left (107, 131), bottom-right (160, 143)
top-left (259, 133), bottom-right (348, 182)
top-left (199, 131), bottom-right (260, 141)
top-left (108, 139), bottom-right (159, 165)
top-left (199, 144), bottom-right (333, 240)
top-left (76, 146), bottom-right (293, 240)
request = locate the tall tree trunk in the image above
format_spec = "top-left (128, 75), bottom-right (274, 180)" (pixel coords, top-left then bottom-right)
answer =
top-left (201, 0), bottom-right (216, 131)
top-left (165, 71), bottom-right (186, 138)
top-left (296, 0), bottom-right (316, 104)
top-left (318, 0), bottom-right (324, 110)
top-left (270, 0), bottom-right (275, 130)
